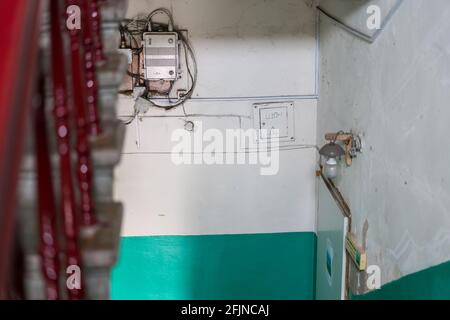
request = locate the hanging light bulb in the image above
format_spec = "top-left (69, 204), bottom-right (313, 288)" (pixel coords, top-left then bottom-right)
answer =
top-left (319, 142), bottom-right (345, 179)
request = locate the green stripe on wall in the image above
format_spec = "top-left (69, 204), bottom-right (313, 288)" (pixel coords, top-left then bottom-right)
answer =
top-left (351, 260), bottom-right (450, 300)
top-left (111, 232), bottom-right (316, 300)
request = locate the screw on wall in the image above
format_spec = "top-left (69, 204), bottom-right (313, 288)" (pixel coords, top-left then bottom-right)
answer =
top-left (184, 121), bottom-right (195, 132)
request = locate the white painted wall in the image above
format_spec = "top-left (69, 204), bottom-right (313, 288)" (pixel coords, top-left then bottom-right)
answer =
top-left (125, 0), bottom-right (317, 98)
top-left (318, 0), bottom-right (450, 291)
top-left (114, 0), bottom-right (318, 236)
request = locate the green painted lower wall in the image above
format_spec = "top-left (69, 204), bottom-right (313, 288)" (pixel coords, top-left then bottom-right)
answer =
top-left (111, 232), bottom-right (316, 300)
top-left (352, 260), bottom-right (450, 300)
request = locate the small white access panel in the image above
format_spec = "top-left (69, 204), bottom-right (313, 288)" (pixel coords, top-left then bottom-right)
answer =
top-left (253, 102), bottom-right (295, 142)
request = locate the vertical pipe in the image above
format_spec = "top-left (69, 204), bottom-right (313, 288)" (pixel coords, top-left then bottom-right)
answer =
top-left (67, 0), bottom-right (97, 227)
top-left (81, 0), bottom-right (102, 136)
top-left (50, 0), bottom-right (84, 299)
top-left (35, 73), bottom-right (60, 300)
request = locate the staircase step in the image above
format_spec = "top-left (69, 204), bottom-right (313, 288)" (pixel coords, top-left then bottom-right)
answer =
top-left (42, 51), bottom-right (127, 95)
top-left (91, 119), bottom-right (126, 167)
top-left (101, 0), bottom-right (129, 23)
top-left (24, 255), bottom-right (46, 300)
top-left (21, 200), bottom-right (123, 300)
top-left (21, 119), bottom-right (125, 171)
top-left (84, 267), bottom-right (112, 300)
top-left (81, 202), bottom-right (123, 268)
top-left (97, 52), bottom-right (129, 89)
top-left (19, 1), bottom-right (128, 300)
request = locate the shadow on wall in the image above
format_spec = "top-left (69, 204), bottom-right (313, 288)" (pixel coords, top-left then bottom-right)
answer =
top-left (318, 0), bottom-right (404, 42)
top-left (127, 0), bottom-right (314, 38)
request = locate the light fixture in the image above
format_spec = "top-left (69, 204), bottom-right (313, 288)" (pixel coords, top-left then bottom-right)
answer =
top-left (319, 131), bottom-right (363, 179)
top-left (319, 142), bottom-right (345, 179)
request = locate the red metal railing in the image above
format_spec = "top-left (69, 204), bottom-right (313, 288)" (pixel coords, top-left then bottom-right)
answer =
top-left (50, 0), bottom-right (85, 300)
top-left (91, 0), bottom-right (106, 63)
top-left (35, 73), bottom-right (61, 300)
top-left (67, 0), bottom-right (97, 228)
top-left (0, 0), bottom-right (44, 299)
top-left (0, 0), bottom-right (105, 300)
top-left (82, 0), bottom-right (103, 136)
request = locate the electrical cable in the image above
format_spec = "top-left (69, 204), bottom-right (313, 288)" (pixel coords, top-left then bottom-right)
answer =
top-left (147, 8), bottom-right (175, 32)
top-left (146, 33), bottom-right (198, 110)
top-left (118, 8), bottom-right (198, 125)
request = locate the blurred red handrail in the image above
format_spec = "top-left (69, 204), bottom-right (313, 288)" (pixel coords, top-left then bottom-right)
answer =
top-left (0, 0), bottom-right (44, 298)
top-left (50, 0), bottom-right (85, 299)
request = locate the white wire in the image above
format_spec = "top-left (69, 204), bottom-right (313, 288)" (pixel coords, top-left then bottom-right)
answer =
top-left (146, 8), bottom-right (175, 32)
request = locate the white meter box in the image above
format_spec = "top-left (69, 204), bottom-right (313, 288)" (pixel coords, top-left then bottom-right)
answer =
top-left (143, 32), bottom-right (179, 80)
top-left (253, 102), bottom-right (295, 142)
